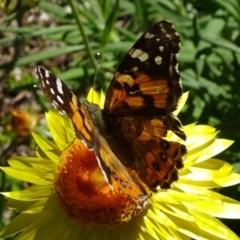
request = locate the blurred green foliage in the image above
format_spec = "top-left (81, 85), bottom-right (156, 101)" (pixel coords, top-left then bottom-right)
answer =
top-left (1, 0), bottom-right (240, 237)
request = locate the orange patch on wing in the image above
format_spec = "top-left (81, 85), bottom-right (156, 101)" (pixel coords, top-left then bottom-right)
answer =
top-left (124, 95), bottom-right (145, 108)
top-left (115, 72), bottom-right (135, 86)
top-left (109, 72), bottom-right (170, 111)
top-left (151, 94), bottom-right (169, 108)
top-left (135, 73), bottom-right (169, 94)
top-left (69, 102), bottom-right (93, 143)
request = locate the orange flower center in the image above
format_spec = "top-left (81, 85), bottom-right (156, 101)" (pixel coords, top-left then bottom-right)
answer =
top-left (53, 138), bottom-right (148, 227)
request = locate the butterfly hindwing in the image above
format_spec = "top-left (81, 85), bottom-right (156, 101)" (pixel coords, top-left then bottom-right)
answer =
top-left (116, 117), bottom-right (186, 189)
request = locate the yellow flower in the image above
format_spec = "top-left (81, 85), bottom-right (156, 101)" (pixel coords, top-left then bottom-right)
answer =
top-left (1, 92), bottom-right (240, 240)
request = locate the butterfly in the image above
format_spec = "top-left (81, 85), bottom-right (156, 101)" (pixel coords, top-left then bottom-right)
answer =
top-left (36, 20), bottom-right (186, 212)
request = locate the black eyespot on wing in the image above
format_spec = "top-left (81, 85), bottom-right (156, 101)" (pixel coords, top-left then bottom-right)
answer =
top-left (159, 152), bottom-right (167, 162)
top-left (152, 162), bottom-right (161, 171)
top-left (160, 140), bottom-right (170, 150)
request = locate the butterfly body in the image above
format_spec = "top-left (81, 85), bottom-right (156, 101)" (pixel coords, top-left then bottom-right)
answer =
top-left (36, 20), bottom-right (186, 225)
top-left (82, 99), bottom-right (151, 196)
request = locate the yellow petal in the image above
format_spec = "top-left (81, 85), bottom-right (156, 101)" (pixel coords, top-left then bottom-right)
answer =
top-left (46, 110), bottom-right (74, 151)
top-left (196, 139), bottom-right (234, 163)
top-left (87, 88), bottom-right (100, 104)
top-left (32, 132), bottom-right (60, 164)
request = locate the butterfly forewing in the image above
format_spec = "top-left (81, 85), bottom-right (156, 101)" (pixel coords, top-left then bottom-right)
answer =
top-left (36, 66), bottom-right (94, 148)
top-left (104, 20), bottom-right (182, 117)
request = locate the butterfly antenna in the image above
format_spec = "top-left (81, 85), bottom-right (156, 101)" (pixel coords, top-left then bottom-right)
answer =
top-left (92, 52), bottom-right (101, 103)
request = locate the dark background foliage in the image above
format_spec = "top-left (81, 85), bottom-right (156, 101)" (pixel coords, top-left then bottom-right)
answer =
top-left (0, 0), bottom-right (240, 238)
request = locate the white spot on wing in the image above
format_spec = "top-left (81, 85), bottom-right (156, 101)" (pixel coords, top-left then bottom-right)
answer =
top-left (131, 49), bottom-right (141, 58)
top-left (175, 63), bottom-right (179, 73)
top-left (179, 77), bottom-right (182, 86)
top-left (159, 46), bottom-right (164, 52)
top-left (131, 66), bottom-right (139, 72)
top-left (50, 88), bottom-right (55, 94)
top-left (59, 109), bottom-right (66, 115)
top-left (159, 23), bottom-right (167, 33)
top-left (52, 100), bottom-right (59, 109)
top-left (155, 56), bottom-right (162, 65)
top-left (129, 48), bottom-right (135, 56)
top-left (57, 95), bottom-right (64, 104)
top-left (36, 70), bottom-right (43, 80)
top-left (130, 48), bottom-right (149, 62)
top-left (165, 33), bottom-right (170, 39)
top-left (56, 78), bottom-right (64, 94)
top-left (144, 32), bottom-right (155, 39)
top-left (45, 70), bottom-right (50, 78)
